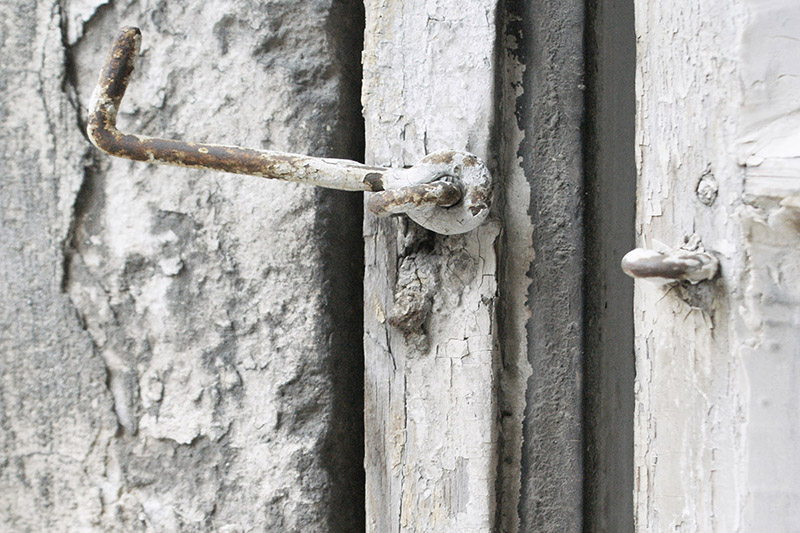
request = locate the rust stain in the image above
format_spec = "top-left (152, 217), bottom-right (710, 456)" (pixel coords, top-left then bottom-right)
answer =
top-left (420, 151), bottom-right (455, 165)
top-left (368, 181), bottom-right (462, 217)
top-left (86, 28), bottom-right (494, 235)
top-left (467, 187), bottom-right (490, 216)
top-left (462, 155), bottom-right (479, 167)
top-left (364, 172), bottom-right (386, 191)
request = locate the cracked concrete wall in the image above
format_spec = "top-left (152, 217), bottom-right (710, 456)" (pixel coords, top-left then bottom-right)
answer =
top-left (0, 0), bottom-right (364, 531)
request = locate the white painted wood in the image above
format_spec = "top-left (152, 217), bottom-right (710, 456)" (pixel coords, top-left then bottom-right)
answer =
top-left (634, 0), bottom-right (800, 530)
top-left (362, 2), bottom-right (499, 531)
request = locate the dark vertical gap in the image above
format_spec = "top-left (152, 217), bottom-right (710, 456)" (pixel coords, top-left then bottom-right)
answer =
top-left (492, 1), bottom-right (517, 530)
top-left (582, 0), bottom-right (636, 531)
top-left (317, 1), bottom-right (365, 531)
top-left (516, 0), bottom-right (586, 530)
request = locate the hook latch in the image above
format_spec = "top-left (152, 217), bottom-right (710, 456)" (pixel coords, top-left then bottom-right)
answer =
top-left (87, 27), bottom-right (492, 235)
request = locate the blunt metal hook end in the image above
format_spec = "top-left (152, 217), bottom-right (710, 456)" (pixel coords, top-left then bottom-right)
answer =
top-left (621, 247), bottom-right (719, 284)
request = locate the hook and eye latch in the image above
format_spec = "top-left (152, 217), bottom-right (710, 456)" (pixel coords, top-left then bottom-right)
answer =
top-left (87, 27), bottom-right (492, 235)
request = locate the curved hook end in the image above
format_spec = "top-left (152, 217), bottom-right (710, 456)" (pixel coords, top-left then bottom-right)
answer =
top-left (87, 27), bottom-right (141, 152)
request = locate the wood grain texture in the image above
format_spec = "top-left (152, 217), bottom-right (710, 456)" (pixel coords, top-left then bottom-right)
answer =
top-left (634, 1), bottom-right (746, 530)
top-left (362, 2), bottom-right (499, 531)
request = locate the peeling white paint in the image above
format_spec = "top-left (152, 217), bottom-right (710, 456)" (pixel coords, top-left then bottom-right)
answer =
top-left (363, 1), bottom-right (499, 530)
top-left (635, 0), bottom-right (800, 531)
top-left (739, 0), bottom-right (800, 196)
top-left (494, 7), bottom-right (534, 529)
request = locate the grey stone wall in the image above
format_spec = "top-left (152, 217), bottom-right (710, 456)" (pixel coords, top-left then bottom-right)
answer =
top-left (0, 0), bottom-right (364, 530)
top-left (503, 0), bottom-right (585, 530)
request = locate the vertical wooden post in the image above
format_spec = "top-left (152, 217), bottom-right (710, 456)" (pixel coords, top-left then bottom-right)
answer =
top-left (362, 2), bottom-right (499, 531)
top-left (635, 0), bottom-right (800, 530)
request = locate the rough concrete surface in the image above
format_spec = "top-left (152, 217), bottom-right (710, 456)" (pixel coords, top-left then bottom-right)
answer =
top-left (508, 0), bottom-right (586, 531)
top-left (0, 0), bottom-right (364, 531)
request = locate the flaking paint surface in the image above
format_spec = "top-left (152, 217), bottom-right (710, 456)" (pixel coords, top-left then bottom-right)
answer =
top-left (634, 0), bottom-right (800, 531)
top-left (362, 1), bottom-right (499, 531)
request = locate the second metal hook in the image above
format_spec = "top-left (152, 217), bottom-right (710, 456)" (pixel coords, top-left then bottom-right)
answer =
top-left (87, 27), bottom-right (492, 235)
top-left (621, 237), bottom-right (719, 284)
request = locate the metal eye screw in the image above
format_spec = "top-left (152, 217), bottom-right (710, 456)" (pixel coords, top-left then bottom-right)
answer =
top-left (87, 27), bottom-right (493, 235)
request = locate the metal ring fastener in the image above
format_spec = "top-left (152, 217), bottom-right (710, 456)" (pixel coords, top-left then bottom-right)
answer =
top-left (87, 27), bottom-right (492, 235)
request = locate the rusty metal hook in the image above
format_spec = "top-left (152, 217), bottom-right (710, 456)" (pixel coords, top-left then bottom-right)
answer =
top-left (87, 27), bottom-right (492, 235)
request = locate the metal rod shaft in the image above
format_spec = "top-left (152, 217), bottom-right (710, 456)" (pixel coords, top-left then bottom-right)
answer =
top-left (87, 27), bottom-right (459, 196)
